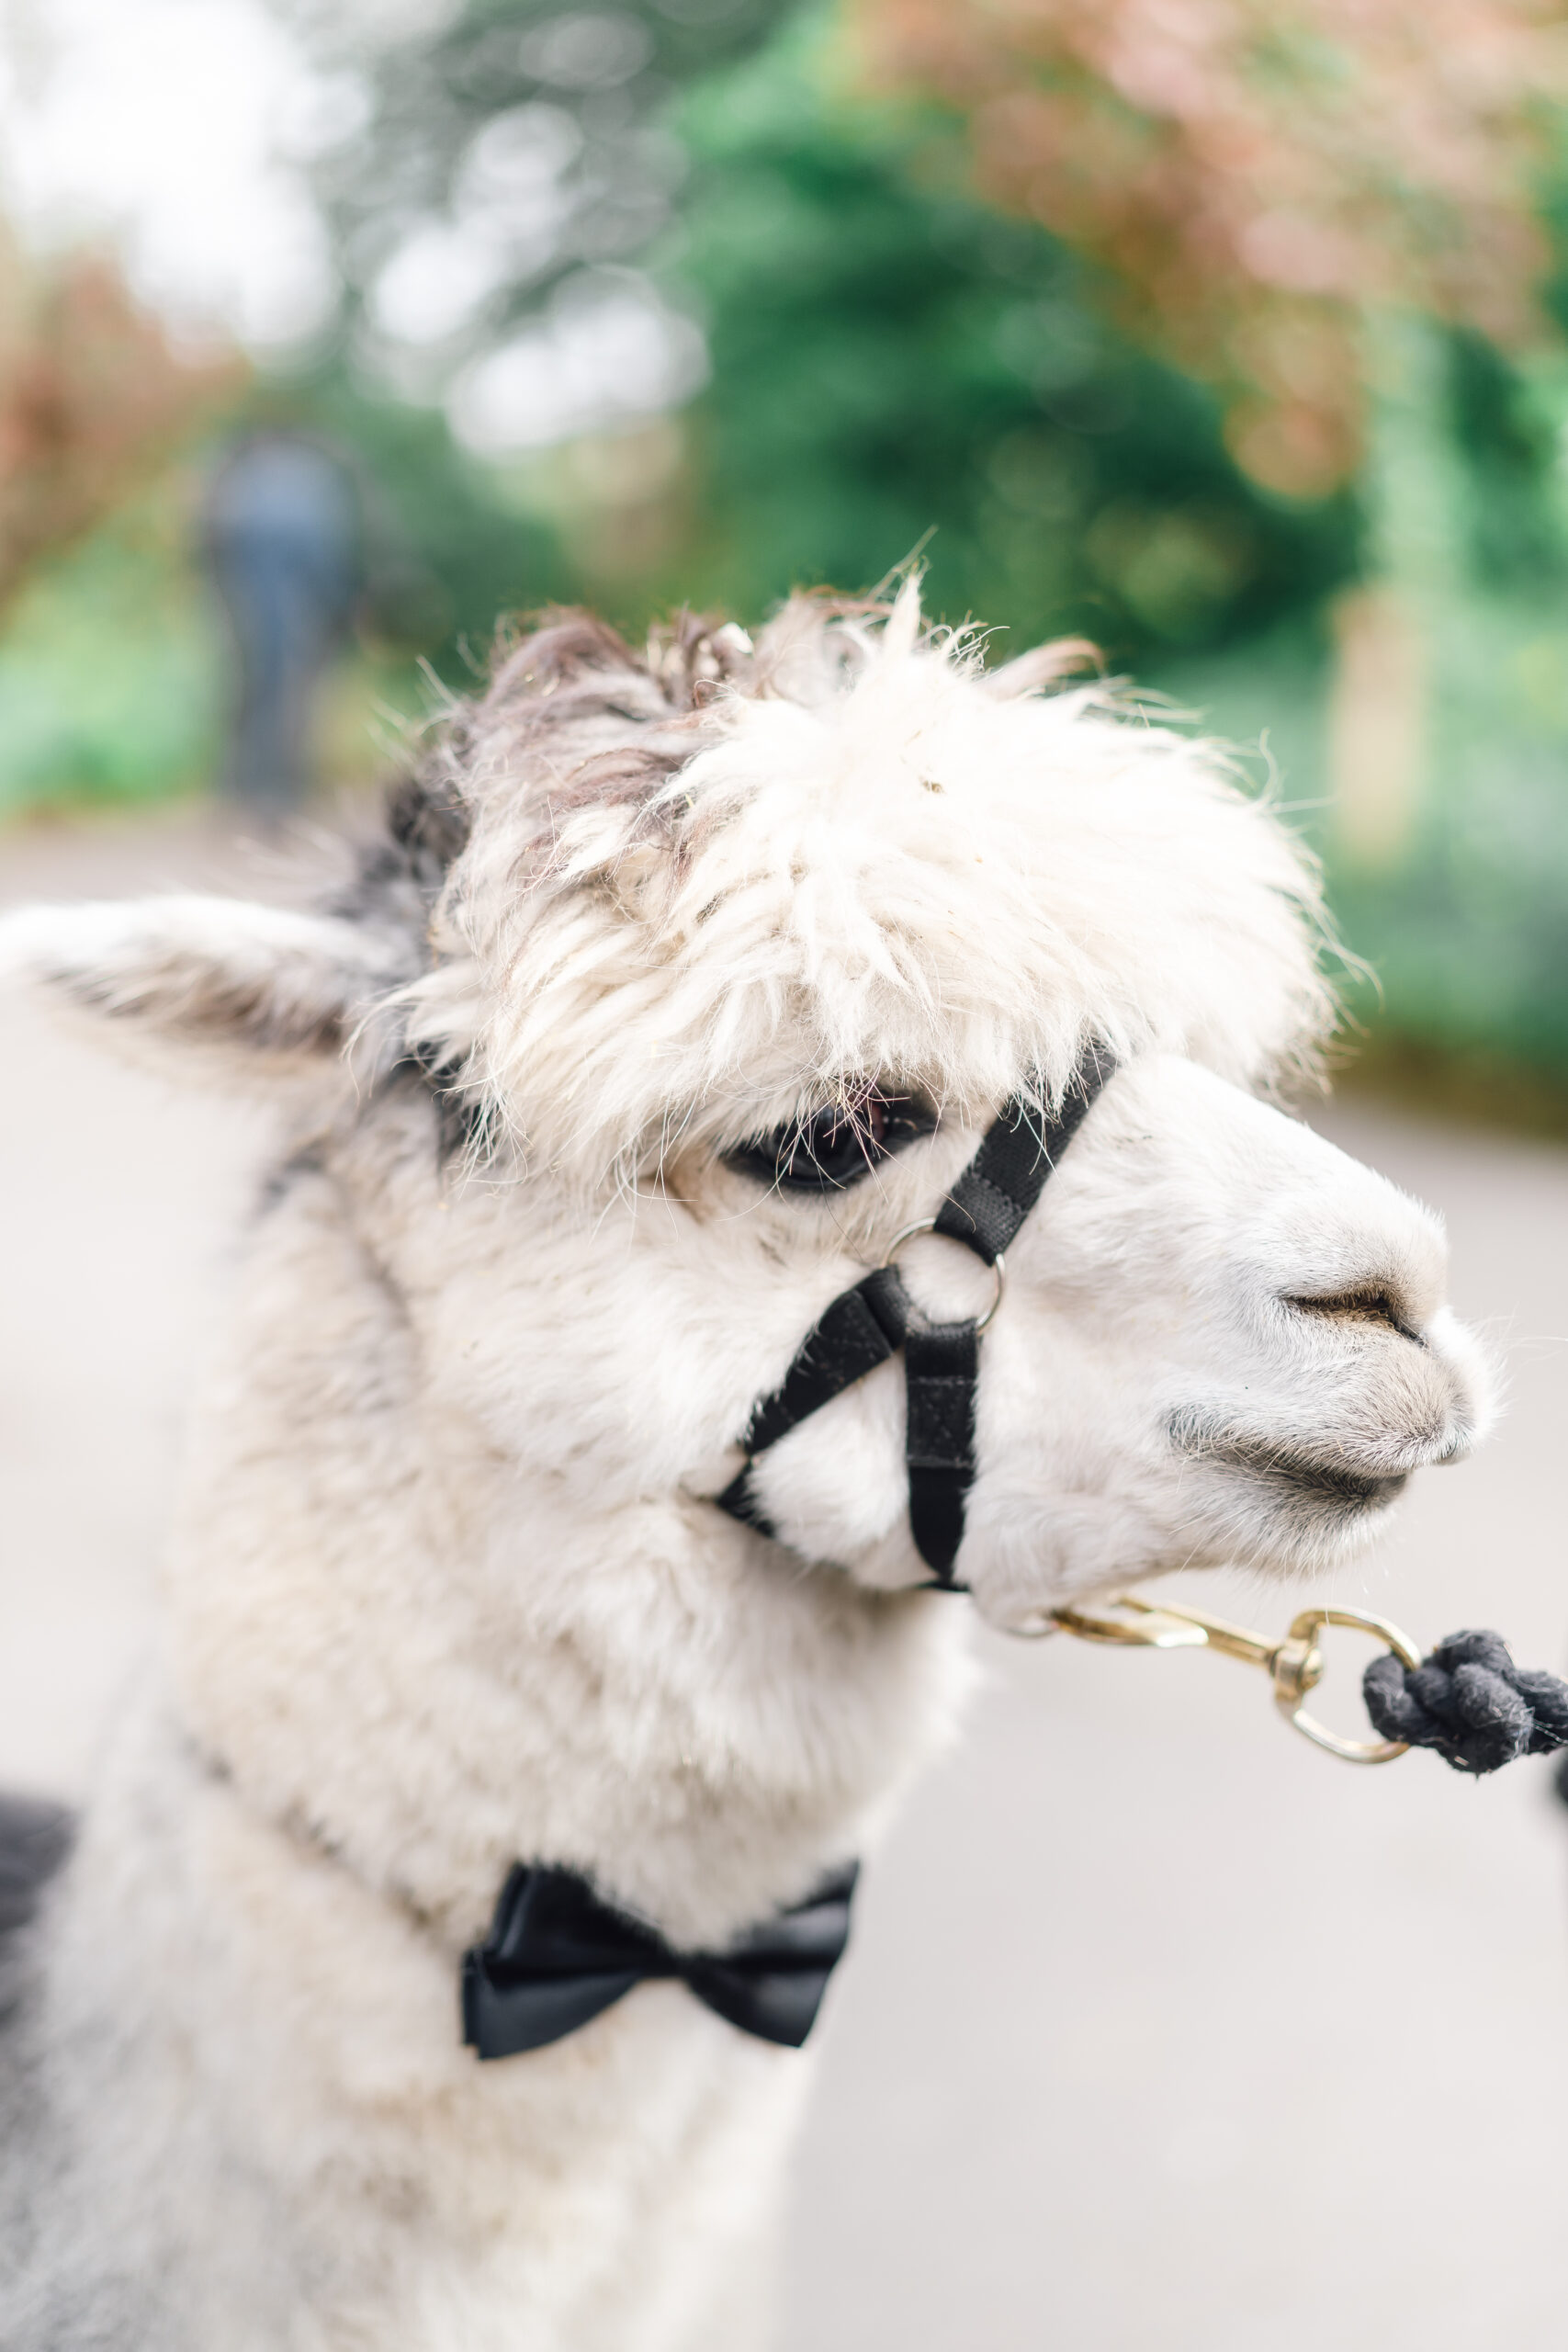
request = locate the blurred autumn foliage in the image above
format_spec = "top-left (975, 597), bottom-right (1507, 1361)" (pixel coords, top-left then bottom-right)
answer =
top-left (0, 231), bottom-right (243, 616)
top-left (853, 0), bottom-right (1568, 495)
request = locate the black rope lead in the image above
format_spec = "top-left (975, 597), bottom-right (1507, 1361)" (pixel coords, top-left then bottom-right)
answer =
top-left (1362, 1630), bottom-right (1568, 1775)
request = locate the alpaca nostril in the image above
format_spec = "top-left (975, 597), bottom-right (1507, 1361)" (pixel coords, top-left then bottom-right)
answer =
top-left (1283, 1289), bottom-right (1423, 1344)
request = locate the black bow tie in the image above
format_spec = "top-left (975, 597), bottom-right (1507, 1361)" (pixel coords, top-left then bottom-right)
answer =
top-left (461, 1860), bottom-right (858, 2058)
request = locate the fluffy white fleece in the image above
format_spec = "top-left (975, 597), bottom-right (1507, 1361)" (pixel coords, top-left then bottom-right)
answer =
top-left (0, 586), bottom-right (1489, 2350)
top-left (398, 583), bottom-right (1334, 1190)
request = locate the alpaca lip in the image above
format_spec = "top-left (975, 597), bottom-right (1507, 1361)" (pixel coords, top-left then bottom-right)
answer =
top-left (1168, 1412), bottom-right (1412, 1510)
top-left (1232, 1446), bottom-right (1410, 1510)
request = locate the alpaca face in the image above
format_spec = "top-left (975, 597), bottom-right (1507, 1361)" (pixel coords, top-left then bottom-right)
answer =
top-left (674, 1052), bottom-right (1488, 1626)
top-left (0, 589), bottom-right (1490, 1637)
top-left (321, 1034), bottom-right (1485, 1640)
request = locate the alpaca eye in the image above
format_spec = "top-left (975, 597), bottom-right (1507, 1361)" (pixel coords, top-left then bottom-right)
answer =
top-left (727, 1094), bottom-right (936, 1192)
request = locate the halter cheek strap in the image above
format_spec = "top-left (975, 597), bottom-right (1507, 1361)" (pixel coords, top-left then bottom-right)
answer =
top-left (715, 1057), bottom-right (1113, 1585)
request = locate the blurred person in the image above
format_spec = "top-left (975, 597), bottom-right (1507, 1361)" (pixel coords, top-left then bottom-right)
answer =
top-left (201, 428), bottom-right (363, 817)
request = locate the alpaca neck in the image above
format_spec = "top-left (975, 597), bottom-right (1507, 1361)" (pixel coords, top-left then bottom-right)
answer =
top-left (156, 1145), bottom-right (971, 1959)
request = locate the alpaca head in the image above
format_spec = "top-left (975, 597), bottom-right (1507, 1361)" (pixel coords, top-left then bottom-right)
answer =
top-left (1, 585), bottom-right (1490, 1630)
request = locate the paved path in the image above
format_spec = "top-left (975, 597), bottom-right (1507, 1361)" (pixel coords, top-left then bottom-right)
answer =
top-left (5, 807), bottom-right (1568, 2348)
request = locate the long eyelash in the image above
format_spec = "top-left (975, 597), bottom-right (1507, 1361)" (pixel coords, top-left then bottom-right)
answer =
top-left (787, 1098), bottom-right (879, 1173)
top-left (727, 1091), bottom-right (934, 1193)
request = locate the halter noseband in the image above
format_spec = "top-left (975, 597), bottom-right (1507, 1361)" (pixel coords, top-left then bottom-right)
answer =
top-left (715, 1053), bottom-right (1114, 1585)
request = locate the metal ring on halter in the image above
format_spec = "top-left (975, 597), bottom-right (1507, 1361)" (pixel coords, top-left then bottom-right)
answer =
top-left (882, 1219), bottom-right (1006, 1333)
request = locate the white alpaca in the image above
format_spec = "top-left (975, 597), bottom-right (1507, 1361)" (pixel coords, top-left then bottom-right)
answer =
top-left (0, 587), bottom-right (1489, 2349)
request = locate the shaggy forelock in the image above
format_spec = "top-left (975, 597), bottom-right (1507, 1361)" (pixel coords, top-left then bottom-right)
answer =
top-left (392, 582), bottom-right (1335, 1187)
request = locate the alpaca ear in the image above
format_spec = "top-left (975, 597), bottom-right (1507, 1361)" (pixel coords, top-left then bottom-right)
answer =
top-left (0, 895), bottom-right (408, 1067)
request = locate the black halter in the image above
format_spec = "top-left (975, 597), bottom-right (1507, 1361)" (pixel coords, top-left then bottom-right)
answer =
top-left (715, 1053), bottom-right (1114, 1584)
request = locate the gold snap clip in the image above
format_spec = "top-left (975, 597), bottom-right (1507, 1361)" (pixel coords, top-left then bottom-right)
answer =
top-left (1022, 1592), bottom-right (1422, 1765)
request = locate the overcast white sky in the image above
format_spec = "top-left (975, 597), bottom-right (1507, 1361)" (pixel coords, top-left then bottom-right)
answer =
top-left (0, 0), bottom-right (349, 347)
top-left (0, 0), bottom-right (701, 447)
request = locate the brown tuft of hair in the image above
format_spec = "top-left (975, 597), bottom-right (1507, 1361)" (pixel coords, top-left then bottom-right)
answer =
top-left (485, 608), bottom-right (647, 711)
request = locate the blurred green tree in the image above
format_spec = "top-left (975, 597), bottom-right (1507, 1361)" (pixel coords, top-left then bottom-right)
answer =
top-left (291, 0), bottom-right (789, 378)
top-left (282, 0), bottom-right (1568, 659)
top-left (854, 0), bottom-right (1568, 499)
top-left (271, 0), bottom-right (801, 667)
top-left (272, 0), bottom-right (1568, 1120)
top-left (637, 30), bottom-right (1358, 656)
top-left (284, 3), bottom-right (1364, 659)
